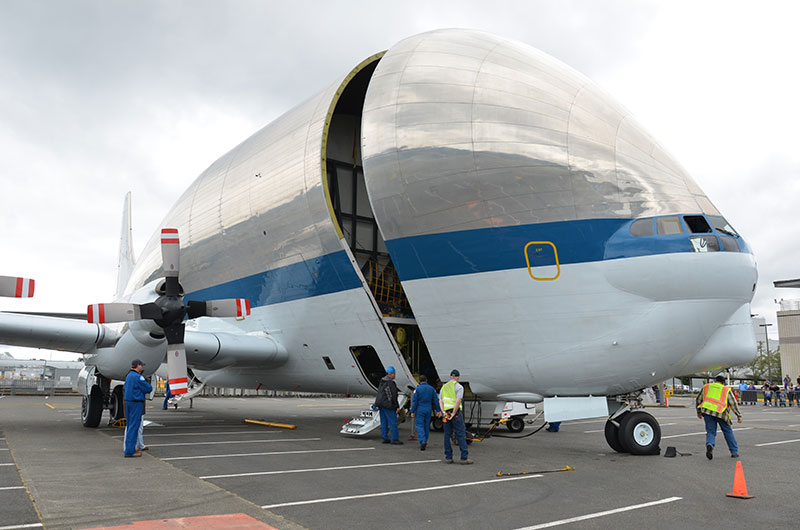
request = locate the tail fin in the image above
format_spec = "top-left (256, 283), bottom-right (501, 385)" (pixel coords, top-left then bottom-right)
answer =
top-left (115, 192), bottom-right (136, 298)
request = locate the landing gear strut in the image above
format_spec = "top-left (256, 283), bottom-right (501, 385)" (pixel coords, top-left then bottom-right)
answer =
top-left (604, 396), bottom-right (661, 455)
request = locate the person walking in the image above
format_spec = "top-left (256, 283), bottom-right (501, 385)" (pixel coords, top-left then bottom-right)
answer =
top-left (163, 381), bottom-right (173, 410)
top-left (546, 421), bottom-right (561, 432)
top-left (439, 369), bottom-right (472, 464)
top-left (696, 374), bottom-right (742, 460)
top-left (410, 374), bottom-right (441, 451)
top-left (374, 366), bottom-right (403, 445)
top-left (124, 359), bottom-right (152, 458)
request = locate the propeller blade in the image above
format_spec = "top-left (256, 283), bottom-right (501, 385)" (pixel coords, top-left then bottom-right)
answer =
top-left (86, 302), bottom-right (161, 323)
top-left (160, 228), bottom-right (180, 278)
top-left (166, 342), bottom-right (188, 395)
top-left (186, 298), bottom-right (251, 320)
top-left (0, 276), bottom-right (35, 298)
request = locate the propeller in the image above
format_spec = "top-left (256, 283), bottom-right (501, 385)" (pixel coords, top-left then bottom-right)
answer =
top-left (0, 276), bottom-right (35, 298)
top-left (87, 228), bottom-right (251, 394)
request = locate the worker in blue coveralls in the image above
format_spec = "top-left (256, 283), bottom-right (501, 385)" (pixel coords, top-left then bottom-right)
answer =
top-left (410, 374), bottom-right (442, 451)
top-left (374, 366), bottom-right (403, 445)
top-left (163, 382), bottom-right (173, 410)
top-left (124, 359), bottom-right (152, 458)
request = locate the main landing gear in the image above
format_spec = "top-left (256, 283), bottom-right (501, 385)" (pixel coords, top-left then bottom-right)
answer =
top-left (604, 398), bottom-right (661, 455)
top-left (78, 365), bottom-right (124, 428)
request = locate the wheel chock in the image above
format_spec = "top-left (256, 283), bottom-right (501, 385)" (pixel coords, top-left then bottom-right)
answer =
top-left (244, 418), bottom-right (297, 429)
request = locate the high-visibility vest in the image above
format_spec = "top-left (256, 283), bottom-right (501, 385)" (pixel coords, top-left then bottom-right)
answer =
top-left (441, 380), bottom-right (463, 411)
top-left (700, 382), bottom-right (730, 413)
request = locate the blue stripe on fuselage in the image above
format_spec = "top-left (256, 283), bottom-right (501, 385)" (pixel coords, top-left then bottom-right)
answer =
top-left (185, 249), bottom-right (361, 306)
top-left (185, 217), bottom-right (749, 305)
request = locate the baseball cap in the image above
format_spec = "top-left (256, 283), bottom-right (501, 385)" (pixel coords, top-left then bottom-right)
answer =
top-left (386, 366), bottom-right (395, 374)
top-left (450, 369), bottom-right (460, 377)
top-left (131, 359), bottom-right (145, 368)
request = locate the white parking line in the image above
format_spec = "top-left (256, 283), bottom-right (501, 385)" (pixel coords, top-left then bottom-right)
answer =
top-left (755, 438), bottom-right (800, 447)
top-left (662, 428), bottom-right (751, 440)
top-left (163, 447), bottom-right (374, 461)
top-left (148, 437), bottom-right (320, 447)
top-left (514, 496), bottom-right (682, 529)
top-left (0, 486), bottom-right (25, 491)
top-left (261, 474), bottom-right (541, 509)
top-left (111, 430), bottom-right (278, 438)
top-left (0, 523), bottom-right (43, 530)
top-left (201, 459), bottom-right (440, 480)
top-left (0, 449), bottom-right (8, 451)
top-left (0, 463), bottom-right (15, 467)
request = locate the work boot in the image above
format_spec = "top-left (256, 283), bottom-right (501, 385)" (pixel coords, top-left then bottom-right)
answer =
top-left (444, 458), bottom-right (453, 464)
top-left (459, 459), bottom-right (474, 465)
top-left (706, 444), bottom-right (713, 460)
top-left (382, 439), bottom-right (391, 444)
top-left (731, 453), bottom-right (739, 458)
top-left (390, 440), bottom-right (404, 445)
top-left (420, 442), bottom-right (427, 451)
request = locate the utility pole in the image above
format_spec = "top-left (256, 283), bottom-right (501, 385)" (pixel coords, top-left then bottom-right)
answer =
top-left (760, 323), bottom-right (773, 382)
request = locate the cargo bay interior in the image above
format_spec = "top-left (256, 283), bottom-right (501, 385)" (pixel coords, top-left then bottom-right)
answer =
top-left (323, 58), bottom-right (440, 388)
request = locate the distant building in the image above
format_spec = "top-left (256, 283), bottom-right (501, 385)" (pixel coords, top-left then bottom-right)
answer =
top-left (0, 352), bottom-right (84, 387)
top-left (776, 299), bottom-right (800, 379)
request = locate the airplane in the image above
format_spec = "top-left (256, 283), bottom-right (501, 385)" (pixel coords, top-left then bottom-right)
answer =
top-left (0, 28), bottom-right (757, 455)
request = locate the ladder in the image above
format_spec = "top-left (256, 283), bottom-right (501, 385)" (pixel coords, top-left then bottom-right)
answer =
top-left (340, 395), bottom-right (408, 436)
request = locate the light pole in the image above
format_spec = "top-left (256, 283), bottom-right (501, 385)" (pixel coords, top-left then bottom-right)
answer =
top-left (759, 323), bottom-right (773, 383)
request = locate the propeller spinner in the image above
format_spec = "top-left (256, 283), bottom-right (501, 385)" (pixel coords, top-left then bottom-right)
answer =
top-left (0, 276), bottom-right (35, 298)
top-left (87, 228), bottom-right (251, 394)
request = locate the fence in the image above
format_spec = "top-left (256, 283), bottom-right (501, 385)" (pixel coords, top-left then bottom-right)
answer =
top-left (0, 379), bottom-right (77, 397)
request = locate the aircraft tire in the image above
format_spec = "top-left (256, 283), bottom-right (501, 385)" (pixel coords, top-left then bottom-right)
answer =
top-left (109, 385), bottom-right (125, 421)
top-left (604, 413), bottom-right (628, 453)
top-left (618, 411), bottom-right (661, 455)
top-left (431, 416), bottom-right (443, 431)
top-left (506, 416), bottom-right (525, 433)
top-left (81, 385), bottom-right (103, 428)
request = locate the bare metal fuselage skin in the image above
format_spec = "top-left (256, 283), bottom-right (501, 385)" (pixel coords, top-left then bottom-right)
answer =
top-left (108, 29), bottom-right (758, 398)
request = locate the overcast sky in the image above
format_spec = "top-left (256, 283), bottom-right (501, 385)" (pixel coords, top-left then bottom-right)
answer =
top-left (1, 1), bottom-right (797, 360)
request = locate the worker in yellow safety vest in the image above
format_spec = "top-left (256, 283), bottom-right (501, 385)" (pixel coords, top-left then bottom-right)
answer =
top-left (438, 369), bottom-right (472, 464)
top-left (696, 374), bottom-right (743, 460)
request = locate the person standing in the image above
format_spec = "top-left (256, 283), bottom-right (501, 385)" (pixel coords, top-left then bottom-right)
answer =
top-left (410, 374), bottom-right (441, 451)
top-left (124, 359), bottom-right (152, 458)
top-left (696, 374), bottom-right (742, 460)
top-left (439, 369), bottom-right (472, 464)
top-left (374, 366), bottom-right (403, 445)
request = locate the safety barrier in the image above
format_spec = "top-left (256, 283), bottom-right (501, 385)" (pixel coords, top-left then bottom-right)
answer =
top-left (738, 389), bottom-right (798, 406)
top-left (0, 379), bottom-right (77, 396)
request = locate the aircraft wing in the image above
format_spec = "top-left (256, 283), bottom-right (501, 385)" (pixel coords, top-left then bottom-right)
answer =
top-left (0, 312), bottom-right (118, 353)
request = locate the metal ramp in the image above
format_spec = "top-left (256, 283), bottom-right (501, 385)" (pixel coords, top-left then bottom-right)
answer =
top-left (341, 395), bottom-right (408, 436)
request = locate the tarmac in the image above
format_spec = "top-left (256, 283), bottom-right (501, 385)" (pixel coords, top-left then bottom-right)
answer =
top-left (1, 394), bottom-right (799, 529)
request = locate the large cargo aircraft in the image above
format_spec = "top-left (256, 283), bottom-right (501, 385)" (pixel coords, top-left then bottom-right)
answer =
top-left (0, 29), bottom-right (757, 454)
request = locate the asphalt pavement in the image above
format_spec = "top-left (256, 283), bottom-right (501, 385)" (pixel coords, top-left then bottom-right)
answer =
top-left (1, 394), bottom-right (798, 529)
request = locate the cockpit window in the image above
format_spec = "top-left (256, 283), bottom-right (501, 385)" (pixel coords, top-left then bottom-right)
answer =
top-left (720, 235), bottom-right (740, 252)
top-left (683, 215), bottom-right (712, 233)
top-left (707, 215), bottom-right (739, 237)
top-left (690, 235), bottom-right (720, 253)
top-left (630, 218), bottom-right (654, 237)
top-left (656, 216), bottom-right (683, 235)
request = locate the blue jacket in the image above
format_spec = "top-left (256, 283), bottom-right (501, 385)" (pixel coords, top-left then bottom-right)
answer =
top-left (411, 382), bottom-right (441, 414)
top-left (124, 370), bottom-right (153, 401)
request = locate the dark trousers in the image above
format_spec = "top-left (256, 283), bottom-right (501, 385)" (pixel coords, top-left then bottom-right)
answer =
top-left (379, 408), bottom-right (399, 442)
top-left (443, 410), bottom-right (468, 460)
top-left (124, 401), bottom-right (144, 456)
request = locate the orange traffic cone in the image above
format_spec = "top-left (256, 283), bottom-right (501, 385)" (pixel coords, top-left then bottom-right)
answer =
top-left (726, 461), bottom-right (754, 499)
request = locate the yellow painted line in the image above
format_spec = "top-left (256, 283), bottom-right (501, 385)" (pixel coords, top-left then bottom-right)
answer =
top-left (45, 403), bottom-right (55, 410)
